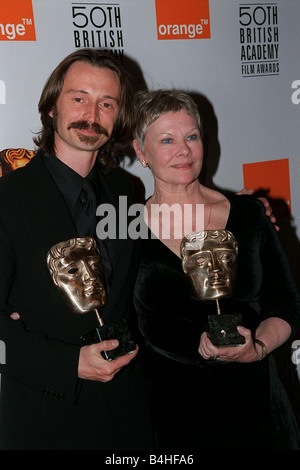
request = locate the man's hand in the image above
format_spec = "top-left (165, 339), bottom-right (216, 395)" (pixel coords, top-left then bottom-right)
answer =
top-left (237, 187), bottom-right (279, 231)
top-left (78, 340), bottom-right (138, 382)
top-left (11, 312), bottom-right (138, 382)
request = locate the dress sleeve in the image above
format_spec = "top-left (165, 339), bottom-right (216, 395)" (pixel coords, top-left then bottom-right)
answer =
top-left (251, 199), bottom-right (300, 334)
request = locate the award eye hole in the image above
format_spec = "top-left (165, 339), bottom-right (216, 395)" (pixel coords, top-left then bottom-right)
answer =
top-left (89, 260), bottom-right (99, 268)
top-left (218, 252), bottom-right (235, 264)
top-left (88, 261), bottom-right (100, 274)
top-left (195, 257), bottom-right (207, 266)
top-left (87, 257), bottom-right (100, 268)
top-left (68, 267), bottom-right (79, 274)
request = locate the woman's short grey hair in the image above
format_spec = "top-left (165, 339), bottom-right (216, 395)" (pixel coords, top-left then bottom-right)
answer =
top-left (134, 89), bottom-right (203, 149)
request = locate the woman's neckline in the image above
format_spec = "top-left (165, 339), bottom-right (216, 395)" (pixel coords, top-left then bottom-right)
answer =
top-left (143, 192), bottom-right (233, 259)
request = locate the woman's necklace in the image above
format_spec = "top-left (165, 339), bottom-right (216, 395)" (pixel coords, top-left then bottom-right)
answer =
top-left (149, 197), bottom-right (213, 240)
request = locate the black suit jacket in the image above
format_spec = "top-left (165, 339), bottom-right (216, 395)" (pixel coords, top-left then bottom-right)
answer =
top-left (0, 153), bottom-right (154, 450)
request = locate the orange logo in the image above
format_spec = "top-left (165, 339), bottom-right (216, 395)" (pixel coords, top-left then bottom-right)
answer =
top-left (0, 0), bottom-right (36, 41)
top-left (243, 158), bottom-right (291, 215)
top-left (155, 0), bottom-right (210, 40)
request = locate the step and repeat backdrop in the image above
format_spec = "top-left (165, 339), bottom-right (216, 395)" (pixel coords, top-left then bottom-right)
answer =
top-left (0, 0), bottom-right (300, 278)
top-left (0, 0), bottom-right (299, 278)
top-left (1, 0), bottom-right (300, 411)
top-left (0, 0), bottom-right (300, 258)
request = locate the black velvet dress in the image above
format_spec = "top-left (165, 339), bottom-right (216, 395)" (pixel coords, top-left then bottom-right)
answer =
top-left (134, 195), bottom-right (300, 450)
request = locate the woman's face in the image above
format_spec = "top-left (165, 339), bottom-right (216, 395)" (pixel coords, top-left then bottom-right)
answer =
top-left (134, 110), bottom-right (203, 189)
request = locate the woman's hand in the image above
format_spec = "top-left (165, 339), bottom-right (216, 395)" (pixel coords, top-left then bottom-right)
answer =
top-left (198, 326), bottom-right (262, 363)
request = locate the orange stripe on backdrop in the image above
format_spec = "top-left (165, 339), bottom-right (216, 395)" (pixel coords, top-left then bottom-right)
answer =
top-left (0, 0), bottom-right (36, 41)
top-left (243, 158), bottom-right (291, 216)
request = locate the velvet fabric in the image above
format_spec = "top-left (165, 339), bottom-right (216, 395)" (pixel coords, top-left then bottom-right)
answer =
top-left (134, 195), bottom-right (300, 450)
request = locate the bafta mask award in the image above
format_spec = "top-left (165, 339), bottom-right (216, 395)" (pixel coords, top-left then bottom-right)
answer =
top-left (46, 236), bottom-right (136, 360)
top-left (181, 230), bottom-right (245, 347)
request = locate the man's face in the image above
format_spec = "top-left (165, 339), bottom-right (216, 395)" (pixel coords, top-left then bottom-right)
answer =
top-left (49, 61), bottom-right (120, 157)
top-left (52, 244), bottom-right (106, 314)
top-left (182, 232), bottom-right (238, 300)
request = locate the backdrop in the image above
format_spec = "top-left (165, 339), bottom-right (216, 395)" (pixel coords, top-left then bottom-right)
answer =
top-left (1, 0), bottom-right (300, 394)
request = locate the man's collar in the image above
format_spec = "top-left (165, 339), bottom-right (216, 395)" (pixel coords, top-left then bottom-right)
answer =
top-left (43, 154), bottom-right (99, 208)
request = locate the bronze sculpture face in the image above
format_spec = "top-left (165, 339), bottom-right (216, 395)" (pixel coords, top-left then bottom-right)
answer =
top-left (181, 230), bottom-right (238, 301)
top-left (47, 236), bottom-right (106, 314)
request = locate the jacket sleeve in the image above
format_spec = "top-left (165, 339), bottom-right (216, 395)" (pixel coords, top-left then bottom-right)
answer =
top-left (0, 213), bottom-right (81, 405)
top-left (258, 203), bottom-right (300, 334)
top-left (235, 196), bottom-right (300, 335)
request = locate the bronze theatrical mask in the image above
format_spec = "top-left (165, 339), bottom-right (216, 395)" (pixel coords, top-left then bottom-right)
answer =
top-left (47, 237), bottom-right (135, 360)
top-left (181, 230), bottom-right (245, 346)
top-left (47, 236), bottom-right (106, 316)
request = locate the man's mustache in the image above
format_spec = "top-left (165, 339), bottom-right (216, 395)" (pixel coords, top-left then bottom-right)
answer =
top-left (68, 121), bottom-right (109, 137)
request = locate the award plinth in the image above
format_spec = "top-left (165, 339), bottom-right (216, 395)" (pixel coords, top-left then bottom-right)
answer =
top-left (80, 309), bottom-right (136, 361)
top-left (47, 236), bottom-right (136, 361)
top-left (207, 299), bottom-right (245, 347)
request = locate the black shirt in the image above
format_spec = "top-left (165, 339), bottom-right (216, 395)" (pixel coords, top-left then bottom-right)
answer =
top-left (42, 153), bottom-right (112, 289)
top-left (42, 153), bottom-right (100, 222)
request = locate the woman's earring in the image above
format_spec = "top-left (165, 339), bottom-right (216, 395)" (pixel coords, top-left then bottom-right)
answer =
top-left (140, 159), bottom-right (148, 168)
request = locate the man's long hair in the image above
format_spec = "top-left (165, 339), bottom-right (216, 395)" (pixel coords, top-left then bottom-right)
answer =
top-left (33, 49), bottom-right (135, 172)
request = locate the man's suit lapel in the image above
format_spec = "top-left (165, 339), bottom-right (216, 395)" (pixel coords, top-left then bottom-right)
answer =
top-left (16, 155), bottom-right (78, 267)
top-left (97, 167), bottom-right (122, 265)
top-left (96, 166), bottom-right (139, 322)
top-left (15, 156), bottom-right (128, 272)
top-left (14, 156), bottom-right (137, 323)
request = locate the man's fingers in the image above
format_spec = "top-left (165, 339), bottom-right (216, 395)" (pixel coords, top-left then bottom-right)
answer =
top-left (97, 339), bottom-right (119, 352)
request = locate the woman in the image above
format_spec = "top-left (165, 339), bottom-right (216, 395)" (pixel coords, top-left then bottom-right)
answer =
top-left (132, 89), bottom-right (300, 450)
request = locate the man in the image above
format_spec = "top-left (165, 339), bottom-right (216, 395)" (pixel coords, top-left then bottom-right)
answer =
top-left (0, 49), bottom-right (154, 450)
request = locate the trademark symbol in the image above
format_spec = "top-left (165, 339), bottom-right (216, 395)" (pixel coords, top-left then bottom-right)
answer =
top-left (22, 18), bottom-right (32, 26)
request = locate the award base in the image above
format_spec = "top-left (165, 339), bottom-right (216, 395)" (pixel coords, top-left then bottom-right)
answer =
top-left (80, 319), bottom-right (136, 361)
top-left (208, 314), bottom-right (245, 347)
